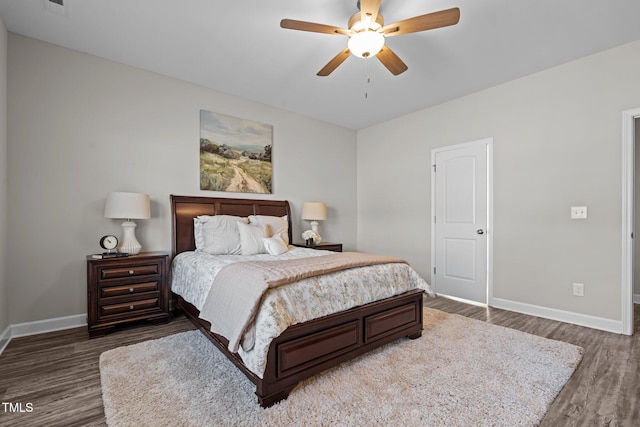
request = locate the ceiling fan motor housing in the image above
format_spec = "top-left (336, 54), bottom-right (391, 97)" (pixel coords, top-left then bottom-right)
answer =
top-left (348, 12), bottom-right (384, 31)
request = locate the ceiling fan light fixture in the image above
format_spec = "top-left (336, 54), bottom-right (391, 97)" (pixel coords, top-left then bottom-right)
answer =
top-left (348, 30), bottom-right (384, 58)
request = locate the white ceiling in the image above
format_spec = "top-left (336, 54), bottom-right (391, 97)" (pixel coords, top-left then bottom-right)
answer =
top-left (1, 0), bottom-right (640, 129)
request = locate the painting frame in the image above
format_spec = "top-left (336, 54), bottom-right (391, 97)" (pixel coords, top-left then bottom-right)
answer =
top-left (199, 110), bottom-right (273, 194)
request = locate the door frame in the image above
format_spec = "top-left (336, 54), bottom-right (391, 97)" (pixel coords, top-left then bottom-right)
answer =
top-left (430, 138), bottom-right (494, 305)
top-left (621, 108), bottom-right (640, 335)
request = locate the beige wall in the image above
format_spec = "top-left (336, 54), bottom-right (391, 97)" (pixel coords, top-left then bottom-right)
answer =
top-left (0, 18), bottom-right (7, 333)
top-left (6, 32), bottom-right (640, 328)
top-left (635, 118), bottom-right (640, 297)
top-left (357, 40), bottom-right (640, 323)
top-left (6, 34), bottom-right (357, 324)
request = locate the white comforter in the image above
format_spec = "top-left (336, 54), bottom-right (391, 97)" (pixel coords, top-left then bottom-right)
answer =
top-left (170, 247), bottom-right (432, 378)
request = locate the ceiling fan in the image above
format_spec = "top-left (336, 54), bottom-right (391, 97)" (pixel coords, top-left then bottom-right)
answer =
top-left (280, 0), bottom-right (460, 76)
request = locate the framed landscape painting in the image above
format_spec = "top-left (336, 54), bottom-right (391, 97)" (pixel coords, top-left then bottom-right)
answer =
top-left (199, 110), bottom-right (273, 194)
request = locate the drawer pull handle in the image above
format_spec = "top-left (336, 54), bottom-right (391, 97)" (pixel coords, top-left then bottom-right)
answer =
top-left (128, 270), bottom-right (134, 275)
top-left (129, 305), bottom-right (134, 310)
top-left (129, 288), bottom-right (134, 293)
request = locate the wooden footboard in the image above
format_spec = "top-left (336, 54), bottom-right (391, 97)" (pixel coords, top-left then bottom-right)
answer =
top-left (174, 289), bottom-right (423, 407)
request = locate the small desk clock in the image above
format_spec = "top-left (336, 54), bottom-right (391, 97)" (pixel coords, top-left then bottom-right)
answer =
top-left (99, 235), bottom-right (118, 253)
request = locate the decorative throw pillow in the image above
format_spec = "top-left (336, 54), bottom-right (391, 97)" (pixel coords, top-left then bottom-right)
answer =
top-left (237, 222), bottom-right (269, 255)
top-left (248, 215), bottom-right (289, 245)
top-left (194, 215), bottom-right (248, 255)
top-left (263, 235), bottom-right (289, 256)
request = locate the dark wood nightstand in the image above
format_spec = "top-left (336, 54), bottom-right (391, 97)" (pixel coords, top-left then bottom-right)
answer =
top-left (87, 251), bottom-right (170, 338)
top-left (293, 242), bottom-right (343, 252)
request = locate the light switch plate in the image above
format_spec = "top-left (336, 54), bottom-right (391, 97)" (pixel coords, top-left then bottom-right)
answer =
top-left (571, 206), bottom-right (587, 219)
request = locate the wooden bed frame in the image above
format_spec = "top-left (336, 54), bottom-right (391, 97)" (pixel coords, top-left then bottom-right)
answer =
top-left (170, 194), bottom-right (424, 407)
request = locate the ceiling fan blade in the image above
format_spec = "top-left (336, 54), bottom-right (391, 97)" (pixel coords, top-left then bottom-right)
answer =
top-left (376, 46), bottom-right (408, 75)
top-left (317, 48), bottom-right (351, 76)
top-left (360, 0), bottom-right (381, 25)
top-left (382, 7), bottom-right (460, 37)
top-left (280, 19), bottom-right (349, 36)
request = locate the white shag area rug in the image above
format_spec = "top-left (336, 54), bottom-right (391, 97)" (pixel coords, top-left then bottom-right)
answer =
top-left (100, 308), bottom-right (583, 427)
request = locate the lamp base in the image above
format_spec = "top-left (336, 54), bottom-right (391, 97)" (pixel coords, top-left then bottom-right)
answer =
top-left (310, 221), bottom-right (322, 244)
top-left (118, 220), bottom-right (142, 255)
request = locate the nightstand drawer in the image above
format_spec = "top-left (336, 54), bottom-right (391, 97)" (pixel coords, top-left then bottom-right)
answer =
top-left (99, 263), bottom-right (160, 280)
top-left (100, 298), bottom-right (159, 317)
top-left (100, 281), bottom-right (160, 298)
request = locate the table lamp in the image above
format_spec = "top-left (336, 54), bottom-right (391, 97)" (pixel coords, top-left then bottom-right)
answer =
top-left (104, 191), bottom-right (151, 255)
top-left (301, 202), bottom-right (328, 244)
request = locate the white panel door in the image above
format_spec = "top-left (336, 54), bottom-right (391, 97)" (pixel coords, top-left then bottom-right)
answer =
top-left (433, 140), bottom-right (489, 303)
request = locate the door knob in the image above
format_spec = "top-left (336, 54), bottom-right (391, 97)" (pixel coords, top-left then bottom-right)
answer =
top-left (477, 229), bottom-right (484, 235)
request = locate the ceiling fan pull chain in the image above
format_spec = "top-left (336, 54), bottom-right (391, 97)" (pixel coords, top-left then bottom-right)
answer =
top-left (364, 57), bottom-right (371, 99)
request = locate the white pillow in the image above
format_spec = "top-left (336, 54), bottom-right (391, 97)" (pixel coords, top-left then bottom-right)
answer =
top-left (249, 215), bottom-right (289, 244)
top-left (193, 216), bottom-right (209, 250)
top-left (237, 222), bottom-right (269, 255)
top-left (194, 215), bottom-right (248, 255)
top-left (263, 235), bottom-right (289, 256)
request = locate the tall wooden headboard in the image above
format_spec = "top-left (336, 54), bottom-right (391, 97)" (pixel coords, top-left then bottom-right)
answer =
top-left (170, 195), bottom-right (293, 257)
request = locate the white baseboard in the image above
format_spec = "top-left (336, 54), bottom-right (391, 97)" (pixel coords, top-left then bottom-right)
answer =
top-left (0, 324), bottom-right (11, 354)
top-left (491, 298), bottom-right (623, 334)
top-left (0, 313), bottom-right (87, 356)
top-left (634, 293), bottom-right (640, 304)
top-left (11, 313), bottom-right (87, 338)
top-left (436, 293), bottom-right (488, 307)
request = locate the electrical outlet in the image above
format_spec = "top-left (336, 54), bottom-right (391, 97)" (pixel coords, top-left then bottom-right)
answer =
top-left (571, 206), bottom-right (588, 219)
top-left (573, 283), bottom-right (585, 297)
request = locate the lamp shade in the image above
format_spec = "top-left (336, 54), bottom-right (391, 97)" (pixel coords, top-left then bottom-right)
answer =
top-left (301, 202), bottom-right (327, 221)
top-left (104, 192), bottom-right (151, 220)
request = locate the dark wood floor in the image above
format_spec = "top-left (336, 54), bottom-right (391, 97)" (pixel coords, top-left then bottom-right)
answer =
top-left (424, 297), bottom-right (640, 427)
top-left (0, 298), bottom-right (638, 426)
top-left (0, 318), bottom-right (196, 427)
